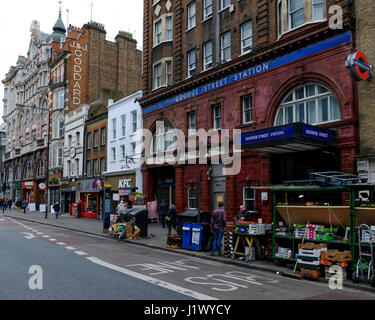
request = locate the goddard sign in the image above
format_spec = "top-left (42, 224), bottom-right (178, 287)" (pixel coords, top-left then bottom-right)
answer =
top-left (346, 51), bottom-right (373, 82)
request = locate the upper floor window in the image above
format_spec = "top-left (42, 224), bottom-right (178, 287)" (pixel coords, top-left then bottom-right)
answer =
top-left (221, 32), bottom-right (231, 62)
top-left (87, 132), bottom-right (92, 149)
top-left (274, 83), bottom-right (340, 126)
top-left (152, 122), bottom-right (177, 154)
top-left (187, 2), bottom-right (196, 30)
top-left (112, 118), bottom-right (117, 140)
top-left (154, 63), bottom-right (162, 89)
top-left (203, 0), bottom-right (213, 19)
top-left (165, 60), bottom-right (173, 85)
top-left (94, 130), bottom-right (99, 147)
top-left (188, 111), bottom-right (196, 131)
top-left (213, 104), bottom-right (222, 130)
top-left (155, 20), bottom-right (162, 45)
top-left (203, 41), bottom-right (213, 71)
top-left (101, 127), bottom-right (106, 146)
top-left (220, 0), bottom-right (230, 10)
top-left (242, 95), bottom-right (253, 124)
top-left (132, 111), bottom-right (138, 133)
top-left (278, 0), bottom-right (326, 36)
top-left (289, 0), bottom-right (304, 29)
top-left (188, 49), bottom-right (196, 78)
top-left (241, 21), bottom-right (253, 54)
top-left (121, 114), bottom-right (126, 137)
top-left (166, 16), bottom-right (173, 41)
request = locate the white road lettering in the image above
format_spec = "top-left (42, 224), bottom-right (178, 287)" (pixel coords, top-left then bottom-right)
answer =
top-left (87, 256), bottom-right (217, 300)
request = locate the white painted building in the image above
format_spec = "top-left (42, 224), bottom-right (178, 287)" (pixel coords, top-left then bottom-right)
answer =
top-left (106, 91), bottom-right (143, 206)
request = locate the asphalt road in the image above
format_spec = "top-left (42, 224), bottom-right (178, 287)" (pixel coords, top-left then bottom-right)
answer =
top-left (1, 216), bottom-right (375, 301)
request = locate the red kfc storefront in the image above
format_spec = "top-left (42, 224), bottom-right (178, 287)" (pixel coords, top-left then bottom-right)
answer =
top-left (77, 178), bottom-right (103, 219)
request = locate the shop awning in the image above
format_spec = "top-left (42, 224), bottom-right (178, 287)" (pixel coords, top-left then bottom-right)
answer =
top-left (241, 123), bottom-right (337, 154)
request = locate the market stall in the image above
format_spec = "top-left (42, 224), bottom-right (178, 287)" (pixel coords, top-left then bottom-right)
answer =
top-left (254, 172), bottom-right (375, 286)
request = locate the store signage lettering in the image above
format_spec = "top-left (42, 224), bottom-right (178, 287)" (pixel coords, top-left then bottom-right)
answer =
top-left (241, 126), bottom-right (294, 145)
top-left (119, 179), bottom-right (133, 188)
top-left (144, 31), bottom-right (351, 115)
top-left (302, 126), bottom-right (332, 142)
top-left (69, 41), bottom-right (88, 106)
top-left (346, 51), bottom-right (373, 82)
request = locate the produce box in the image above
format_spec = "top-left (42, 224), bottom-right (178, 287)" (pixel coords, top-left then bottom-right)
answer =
top-left (301, 268), bottom-right (320, 280)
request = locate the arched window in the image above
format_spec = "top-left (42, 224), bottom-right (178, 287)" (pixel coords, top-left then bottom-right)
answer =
top-left (19, 116), bottom-right (24, 131)
top-left (274, 83), bottom-right (340, 126)
top-left (152, 121), bottom-right (177, 154)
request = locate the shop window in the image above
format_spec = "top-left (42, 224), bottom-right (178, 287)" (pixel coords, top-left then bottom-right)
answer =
top-left (278, 0), bottom-right (326, 36)
top-left (274, 83), bottom-right (340, 126)
top-left (188, 188), bottom-right (197, 209)
top-left (243, 187), bottom-right (255, 212)
top-left (242, 95), bottom-right (253, 124)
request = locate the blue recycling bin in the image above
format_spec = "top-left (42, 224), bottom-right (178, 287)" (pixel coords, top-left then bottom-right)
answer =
top-left (182, 224), bottom-right (193, 250)
top-left (191, 225), bottom-right (203, 251)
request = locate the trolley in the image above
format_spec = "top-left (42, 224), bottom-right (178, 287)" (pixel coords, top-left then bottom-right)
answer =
top-left (353, 224), bottom-right (375, 287)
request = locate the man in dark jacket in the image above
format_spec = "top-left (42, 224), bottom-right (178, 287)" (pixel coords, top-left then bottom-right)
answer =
top-left (53, 202), bottom-right (60, 219)
top-left (211, 202), bottom-right (226, 256)
top-left (158, 199), bottom-right (169, 228)
top-left (235, 205), bottom-right (253, 224)
top-left (166, 205), bottom-right (178, 235)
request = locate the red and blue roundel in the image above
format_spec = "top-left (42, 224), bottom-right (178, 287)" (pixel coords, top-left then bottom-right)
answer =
top-left (346, 51), bottom-right (373, 81)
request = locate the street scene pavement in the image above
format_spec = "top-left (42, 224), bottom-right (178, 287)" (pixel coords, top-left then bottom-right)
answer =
top-left (1, 209), bottom-right (375, 300)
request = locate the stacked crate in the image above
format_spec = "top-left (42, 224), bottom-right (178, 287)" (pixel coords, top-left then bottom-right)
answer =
top-left (321, 249), bottom-right (352, 280)
top-left (361, 226), bottom-right (375, 243)
top-left (223, 231), bottom-right (234, 258)
top-left (297, 243), bottom-right (327, 280)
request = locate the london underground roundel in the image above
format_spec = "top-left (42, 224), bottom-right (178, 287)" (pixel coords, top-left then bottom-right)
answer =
top-left (346, 51), bottom-right (373, 81)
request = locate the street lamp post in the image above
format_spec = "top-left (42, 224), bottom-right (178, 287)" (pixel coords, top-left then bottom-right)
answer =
top-left (16, 103), bottom-right (51, 219)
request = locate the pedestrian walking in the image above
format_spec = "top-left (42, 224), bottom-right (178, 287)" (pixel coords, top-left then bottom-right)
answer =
top-left (8, 199), bottom-right (12, 211)
top-left (158, 199), bottom-right (169, 229)
top-left (4, 199), bottom-right (7, 211)
top-left (53, 202), bottom-right (60, 219)
top-left (211, 202), bottom-right (226, 257)
top-left (166, 205), bottom-right (178, 235)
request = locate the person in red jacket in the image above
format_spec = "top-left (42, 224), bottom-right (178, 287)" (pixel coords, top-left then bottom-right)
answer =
top-left (211, 202), bottom-right (226, 256)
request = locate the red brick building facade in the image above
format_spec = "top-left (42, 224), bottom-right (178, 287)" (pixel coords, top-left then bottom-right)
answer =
top-left (140, 0), bottom-right (358, 225)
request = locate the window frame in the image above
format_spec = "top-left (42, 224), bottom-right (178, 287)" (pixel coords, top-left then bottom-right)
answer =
top-left (243, 187), bottom-right (256, 213)
top-left (242, 94), bottom-right (253, 124)
top-left (154, 63), bottom-right (162, 89)
top-left (221, 32), bottom-right (231, 62)
top-left (203, 0), bottom-right (213, 20)
top-left (203, 41), bottom-right (213, 71)
top-left (188, 188), bottom-right (197, 209)
top-left (187, 1), bottom-right (196, 30)
top-left (187, 49), bottom-right (196, 78)
top-left (274, 83), bottom-right (341, 126)
top-left (213, 104), bottom-right (222, 130)
top-left (241, 21), bottom-right (253, 55)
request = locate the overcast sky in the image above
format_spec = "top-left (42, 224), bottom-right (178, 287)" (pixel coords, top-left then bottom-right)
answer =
top-left (0, 0), bottom-right (144, 123)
